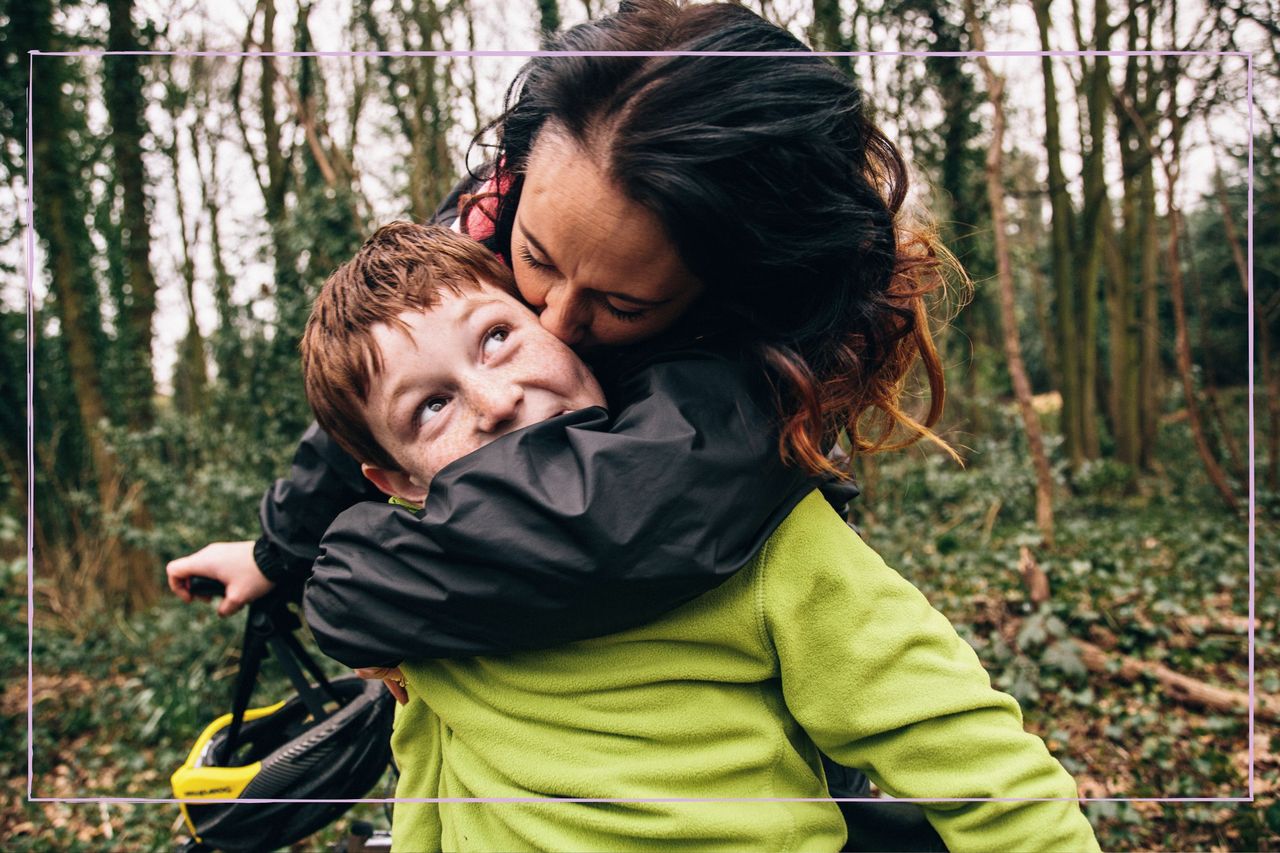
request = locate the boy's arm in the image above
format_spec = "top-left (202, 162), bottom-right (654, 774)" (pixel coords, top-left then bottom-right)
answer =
top-left (764, 494), bottom-right (1100, 853)
top-left (304, 353), bottom-right (817, 668)
top-left (253, 422), bottom-right (387, 584)
top-left (390, 696), bottom-right (444, 852)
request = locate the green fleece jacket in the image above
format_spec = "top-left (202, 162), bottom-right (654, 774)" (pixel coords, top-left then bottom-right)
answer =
top-left (391, 491), bottom-right (1099, 852)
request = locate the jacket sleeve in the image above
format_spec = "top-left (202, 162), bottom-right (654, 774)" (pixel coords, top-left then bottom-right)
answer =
top-left (253, 423), bottom-right (386, 584)
top-left (303, 353), bottom-right (818, 668)
top-left (764, 493), bottom-right (1100, 853)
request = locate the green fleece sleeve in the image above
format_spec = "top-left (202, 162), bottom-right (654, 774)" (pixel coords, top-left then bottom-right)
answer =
top-left (391, 696), bottom-right (444, 852)
top-left (762, 493), bottom-right (1100, 853)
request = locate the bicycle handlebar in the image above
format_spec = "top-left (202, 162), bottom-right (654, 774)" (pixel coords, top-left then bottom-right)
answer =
top-left (189, 576), bottom-right (227, 598)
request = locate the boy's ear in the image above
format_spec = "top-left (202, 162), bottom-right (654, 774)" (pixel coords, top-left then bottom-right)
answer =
top-left (361, 463), bottom-right (428, 504)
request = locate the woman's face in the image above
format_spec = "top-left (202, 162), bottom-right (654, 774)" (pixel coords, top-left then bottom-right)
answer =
top-left (510, 129), bottom-right (704, 348)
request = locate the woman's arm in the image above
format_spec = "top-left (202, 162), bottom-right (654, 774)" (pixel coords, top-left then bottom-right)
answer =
top-left (303, 352), bottom-right (818, 668)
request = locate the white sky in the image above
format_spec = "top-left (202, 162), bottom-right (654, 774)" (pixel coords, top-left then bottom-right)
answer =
top-left (7, 0), bottom-right (1269, 392)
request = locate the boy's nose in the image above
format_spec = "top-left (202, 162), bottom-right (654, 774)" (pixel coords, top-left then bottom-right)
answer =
top-left (539, 285), bottom-right (589, 346)
top-left (473, 380), bottom-right (524, 434)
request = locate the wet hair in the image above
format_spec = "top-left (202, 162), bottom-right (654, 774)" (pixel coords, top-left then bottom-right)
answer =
top-left (465, 0), bottom-right (957, 476)
top-left (301, 222), bottom-right (514, 470)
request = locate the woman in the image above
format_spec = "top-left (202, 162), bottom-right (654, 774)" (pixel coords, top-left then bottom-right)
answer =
top-left (169, 0), bottom-right (950, 659)
top-left (167, 1), bottom-right (953, 847)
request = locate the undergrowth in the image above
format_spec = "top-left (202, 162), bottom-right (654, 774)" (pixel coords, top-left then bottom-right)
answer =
top-left (3, 390), bottom-right (1276, 850)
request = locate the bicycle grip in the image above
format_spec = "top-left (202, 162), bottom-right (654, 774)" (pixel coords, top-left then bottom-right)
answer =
top-left (189, 576), bottom-right (227, 598)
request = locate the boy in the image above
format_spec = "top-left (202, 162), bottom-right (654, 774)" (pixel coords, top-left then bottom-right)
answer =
top-left (301, 222), bottom-right (1099, 852)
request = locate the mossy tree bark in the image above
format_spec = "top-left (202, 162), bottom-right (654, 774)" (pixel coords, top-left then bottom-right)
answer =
top-left (31, 0), bottom-right (157, 611)
top-left (1033, 0), bottom-right (1085, 470)
top-left (105, 0), bottom-right (158, 429)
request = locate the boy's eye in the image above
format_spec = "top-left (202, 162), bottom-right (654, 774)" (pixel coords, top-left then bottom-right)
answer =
top-left (418, 396), bottom-right (449, 425)
top-left (482, 326), bottom-right (510, 357)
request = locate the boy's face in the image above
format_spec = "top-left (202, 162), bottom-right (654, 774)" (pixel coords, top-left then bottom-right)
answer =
top-left (360, 282), bottom-right (606, 502)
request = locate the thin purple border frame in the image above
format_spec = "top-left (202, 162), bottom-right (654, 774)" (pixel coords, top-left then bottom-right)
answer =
top-left (24, 47), bottom-right (1257, 808)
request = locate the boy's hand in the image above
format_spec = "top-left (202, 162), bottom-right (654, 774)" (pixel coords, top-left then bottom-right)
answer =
top-left (354, 666), bottom-right (409, 705)
top-left (166, 540), bottom-right (275, 617)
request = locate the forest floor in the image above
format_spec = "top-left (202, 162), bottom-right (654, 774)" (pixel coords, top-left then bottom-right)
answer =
top-left (2, 400), bottom-right (1277, 851)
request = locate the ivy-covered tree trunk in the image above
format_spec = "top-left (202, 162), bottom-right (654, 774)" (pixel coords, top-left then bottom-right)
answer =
top-left (1033, 0), bottom-right (1084, 469)
top-left (34, 82), bottom-right (115, 503)
top-left (812, 0), bottom-right (851, 75)
top-left (411, 0), bottom-right (456, 222)
top-left (1108, 7), bottom-right (1146, 477)
top-left (30, 1), bottom-right (157, 611)
top-left (242, 0), bottom-right (306, 436)
top-left (538, 0), bottom-right (561, 36)
top-left (1075, 0), bottom-right (1112, 462)
top-left (105, 0), bottom-right (158, 428)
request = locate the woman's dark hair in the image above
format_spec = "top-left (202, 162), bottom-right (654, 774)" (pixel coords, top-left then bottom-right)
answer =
top-left (466, 0), bottom-right (959, 475)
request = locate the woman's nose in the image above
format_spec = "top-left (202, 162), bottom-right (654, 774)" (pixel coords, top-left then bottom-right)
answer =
top-left (539, 285), bottom-right (589, 346)
top-left (472, 379), bottom-right (523, 433)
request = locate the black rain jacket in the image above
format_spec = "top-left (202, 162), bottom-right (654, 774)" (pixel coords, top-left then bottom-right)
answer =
top-left (247, 172), bottom-right (847, 669)
top-left (303, 344), bottom-right (831, 668)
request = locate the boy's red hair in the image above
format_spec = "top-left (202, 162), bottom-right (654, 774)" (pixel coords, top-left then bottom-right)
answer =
top-left (301, 222), bottom-right (514, 470)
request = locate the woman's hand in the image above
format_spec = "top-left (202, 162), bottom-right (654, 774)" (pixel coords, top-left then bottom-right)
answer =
top-left (166, 540), bottom-right (275, 617)
top-left (354, 666), bottom-right (409, 705)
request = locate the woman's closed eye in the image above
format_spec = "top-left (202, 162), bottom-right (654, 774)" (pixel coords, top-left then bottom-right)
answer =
top-left (517, 244), bottom-right (554, 272)
top-left (603, 302), bottom-right (646, 322)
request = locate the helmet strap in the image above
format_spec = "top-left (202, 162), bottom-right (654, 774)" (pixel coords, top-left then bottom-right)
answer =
top-left (216, 586), bottom-right (343, 764)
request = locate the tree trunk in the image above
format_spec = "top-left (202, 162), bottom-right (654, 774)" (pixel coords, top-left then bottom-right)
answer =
top-left (104, 0), bottom-right (157, 429)
top-left (1215, 164), bottom-right (1280, 492)
top-left (1166, 187), bottom-right (1240, 512)
top-left (190, 115), bottom-right (242, 391)
top-left (1022, 190), bottom-right (1059, 385)
top-left (538, 0), bottom-right (561, 36)
top-left (1263, 304), bottom-right (1280, 494)
top-left (245, 0), bottom-right (304, 368)
top-left (411, 0), bottom-right (456, 219)
top-left (1137, 156), bottom-right (1161, 469)
top-left (165, 93), bottom-right (209, 416)
top-left (1102, 213), bottom-right (1139, 480)
top-left (31, 4), bottom-right (157, 611)
top-left (1032, 0), bottom-right (1084, 470)
top-left (464, 0), bottom-right (482, 130)
top-left (1108, 13), bottom-right (1143, 476)
top-left (967, 0), bottom-right (1055, 546)
top-left (1185, 217), bottom-right (1246, 480)
top-left (813, 0), bottom-right (852, 75)
top-left (1074, 0), bottom-right (1113, 462)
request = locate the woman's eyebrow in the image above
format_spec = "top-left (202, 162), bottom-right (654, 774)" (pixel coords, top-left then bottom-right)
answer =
top-left (521, 223), bottom-right (672, 308)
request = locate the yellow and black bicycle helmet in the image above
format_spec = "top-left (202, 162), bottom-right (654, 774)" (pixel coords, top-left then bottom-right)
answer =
top-left (172, 581), bottom-right (395, 852)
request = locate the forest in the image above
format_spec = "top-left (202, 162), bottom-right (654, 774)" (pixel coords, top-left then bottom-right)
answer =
top-left (2, 0), bottom-right (1277, 849)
